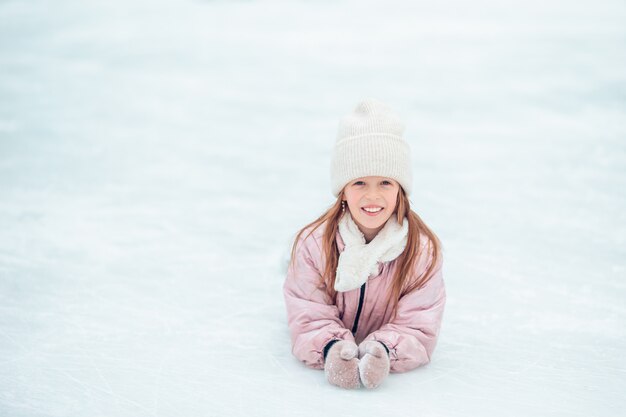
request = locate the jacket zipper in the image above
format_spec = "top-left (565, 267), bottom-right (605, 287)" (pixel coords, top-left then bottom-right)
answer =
top-left (351, 282), bottom-right (366, 334)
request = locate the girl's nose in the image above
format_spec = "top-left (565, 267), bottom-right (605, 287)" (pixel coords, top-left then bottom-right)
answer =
top-left (365, 189), bottom-right (381, 200)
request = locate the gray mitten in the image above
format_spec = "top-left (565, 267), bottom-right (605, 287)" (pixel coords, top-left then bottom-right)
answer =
top-left (358, 340), bottom-right (390, 389)
top-left (324, 340), bottom-right (361, 389)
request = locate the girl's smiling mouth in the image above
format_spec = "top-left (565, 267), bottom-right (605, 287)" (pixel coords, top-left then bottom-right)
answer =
top-left (361, 206), bottom-right (384, 216)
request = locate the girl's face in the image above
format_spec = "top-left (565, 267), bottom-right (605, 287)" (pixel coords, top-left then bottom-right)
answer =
top-left (342, 176), bottom-right (400, 242)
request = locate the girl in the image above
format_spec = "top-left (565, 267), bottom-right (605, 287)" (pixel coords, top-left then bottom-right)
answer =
top-left (283, 98), bottom-right (446, 389)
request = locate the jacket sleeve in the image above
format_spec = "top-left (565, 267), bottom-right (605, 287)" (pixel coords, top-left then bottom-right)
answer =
top-left (283, 233), bottom-right (355, 370)
top-left (362, 248), bottom-right (446, 373)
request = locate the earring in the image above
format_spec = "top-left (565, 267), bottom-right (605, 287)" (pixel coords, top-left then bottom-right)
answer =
top-left (341, 201), bottom-right (346, 212)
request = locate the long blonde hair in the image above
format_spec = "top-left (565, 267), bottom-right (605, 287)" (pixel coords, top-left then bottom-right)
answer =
top-left (289, 186), bottom-right (442, 320)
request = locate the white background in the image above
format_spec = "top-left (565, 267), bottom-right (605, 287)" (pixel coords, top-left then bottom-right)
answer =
top-left (1, 0), bottom-right (625, 415)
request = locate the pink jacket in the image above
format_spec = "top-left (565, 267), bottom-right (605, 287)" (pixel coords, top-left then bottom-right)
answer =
top-left (283, 222), bottom-right (446, 373)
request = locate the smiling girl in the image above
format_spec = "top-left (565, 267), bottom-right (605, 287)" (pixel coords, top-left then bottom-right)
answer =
top-left (283, 98), bottom-right (446, 389)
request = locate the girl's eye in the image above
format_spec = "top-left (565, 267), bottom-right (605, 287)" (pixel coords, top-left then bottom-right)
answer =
top-left (382, 181), bottom-right (392, 185)
top-left (354, 181), bottom-right (365, 185)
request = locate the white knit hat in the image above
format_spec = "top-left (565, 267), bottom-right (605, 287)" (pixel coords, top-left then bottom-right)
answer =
top-left (330, 98), bottom-right (412, 197)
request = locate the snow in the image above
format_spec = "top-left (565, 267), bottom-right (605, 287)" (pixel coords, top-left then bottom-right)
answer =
top-left (1, 0), bottom-right (625, 415)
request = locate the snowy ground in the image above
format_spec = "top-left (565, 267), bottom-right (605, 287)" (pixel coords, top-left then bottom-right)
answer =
top-left (1, 0), bottom-right (625, 416)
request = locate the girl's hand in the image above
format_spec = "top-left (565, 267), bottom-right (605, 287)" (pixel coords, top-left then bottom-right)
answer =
top-left (324, 340), bottom-right (361, 389)
top-left (357, 341), bottom-right (390, 389)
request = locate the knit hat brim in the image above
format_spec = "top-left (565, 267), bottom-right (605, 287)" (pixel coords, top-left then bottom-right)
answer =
top-left (330, 133), bottom-right (412, 197)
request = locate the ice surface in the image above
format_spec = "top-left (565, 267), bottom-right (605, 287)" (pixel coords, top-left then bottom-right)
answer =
top-left (1, 0), bottom-right (625, 416)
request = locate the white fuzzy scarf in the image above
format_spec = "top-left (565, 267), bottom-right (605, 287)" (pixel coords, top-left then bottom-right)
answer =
top-left (335, 211), bottom-right (409, 292)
